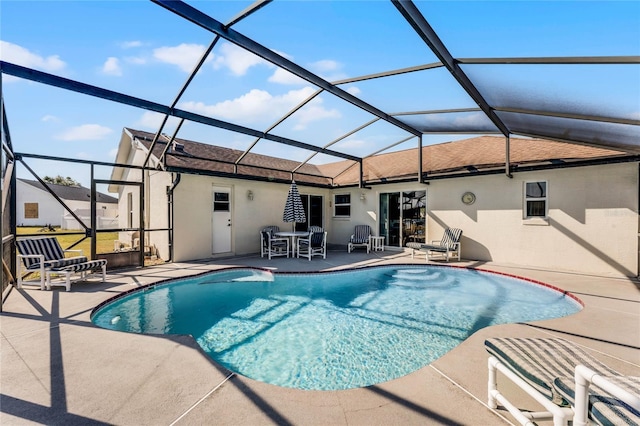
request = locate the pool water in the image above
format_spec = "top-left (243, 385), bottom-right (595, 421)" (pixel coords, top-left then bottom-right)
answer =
top-left (91, 266), bottom-right (581, 390)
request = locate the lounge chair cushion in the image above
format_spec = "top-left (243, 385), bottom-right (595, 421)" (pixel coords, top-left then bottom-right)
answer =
top-left (553, 375), bottom-right (640, 425)
top-left (485, 337), bottom-right (619, 406)
top-left (49, 259), bottom-right (107, 273)
top-left (27, 256), bottom-right (88, 270)
top-left (406, 242), bottom-right (448, 252)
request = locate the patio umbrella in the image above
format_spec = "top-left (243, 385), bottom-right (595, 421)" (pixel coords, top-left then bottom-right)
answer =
top-left (283, 180), bottom-right (306, 230)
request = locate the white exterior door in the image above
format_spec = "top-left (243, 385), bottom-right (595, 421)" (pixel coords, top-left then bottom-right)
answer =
top-left (212, 187), bottom-right (232, 254)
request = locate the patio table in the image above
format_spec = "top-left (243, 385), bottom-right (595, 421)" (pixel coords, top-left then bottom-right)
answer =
top-left (275, 231), bottom-right (309, 257)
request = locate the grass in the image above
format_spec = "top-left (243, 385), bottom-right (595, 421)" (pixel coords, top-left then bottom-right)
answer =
top-left (17, 227), bottom-right (119, 255)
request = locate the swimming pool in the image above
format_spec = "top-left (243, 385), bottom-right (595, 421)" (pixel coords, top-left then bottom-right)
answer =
top-left (91, 265), bottom-right (582, 390)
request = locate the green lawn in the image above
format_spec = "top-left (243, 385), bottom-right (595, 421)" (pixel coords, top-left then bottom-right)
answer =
top-left (17, 227), bottom-right (119, 255)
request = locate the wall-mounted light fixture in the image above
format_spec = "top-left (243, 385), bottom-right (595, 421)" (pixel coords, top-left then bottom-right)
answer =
top-left (247, 190), bottom-right (254, 201)
top-left (360, 193), bottom-right (366, 201)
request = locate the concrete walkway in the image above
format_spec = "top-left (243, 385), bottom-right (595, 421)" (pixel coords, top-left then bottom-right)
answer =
top-left (2, 249), bottom-right (639, 425)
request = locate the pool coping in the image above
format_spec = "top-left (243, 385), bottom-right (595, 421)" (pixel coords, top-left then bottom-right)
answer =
top-left (2, 251), bottom-right (638, 425)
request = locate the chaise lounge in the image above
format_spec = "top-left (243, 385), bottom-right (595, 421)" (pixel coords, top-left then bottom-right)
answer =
top-left (16, 236), bottom-right (88, 290)
top-left (485, 337), bottom-right (640, 426)
top-left (17, 236), bottom-right (107, 291)
top-left (406, 227), bottom-right (462, 262)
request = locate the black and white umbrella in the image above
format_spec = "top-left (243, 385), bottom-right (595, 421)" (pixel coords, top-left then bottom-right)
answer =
top-left (283, 180), bottom-right (306, 230)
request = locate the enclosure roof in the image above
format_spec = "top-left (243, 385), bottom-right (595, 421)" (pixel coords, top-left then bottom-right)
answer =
top-left (1, 0), bottom-right (639, 180)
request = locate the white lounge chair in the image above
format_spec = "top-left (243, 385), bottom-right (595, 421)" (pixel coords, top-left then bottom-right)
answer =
top-left (348, 225), bottom-right (372, 253)
top-left (485, 337), bottom-right (640, 426)
top-left (406, 227), bottom-right (462, 261)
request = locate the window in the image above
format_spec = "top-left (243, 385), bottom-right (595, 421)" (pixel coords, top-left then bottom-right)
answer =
top-left (24, 203), bottom-right (38, 219)
top-left (213, 192), bottom-right (230, 212)
top-left (334, 194), bottom-right (351, 217)
top-left (524, 181), bottom-right (547, 218)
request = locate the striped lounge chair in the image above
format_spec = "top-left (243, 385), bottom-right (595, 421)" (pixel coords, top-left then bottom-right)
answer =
top-left (406, 227), bottom-right (462, 262)
top-left (486, 337), bottom-right (640, 426)
top-left (16, 237), bottom-right (88, 290)
top-left (46, 259), bottom-right (108, 291)
top-left (348, 225), bottom-right (372, 253)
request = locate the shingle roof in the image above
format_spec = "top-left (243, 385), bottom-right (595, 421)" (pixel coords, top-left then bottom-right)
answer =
top-left (327, 136), bottom-right (631, 186)
top-left (127, 128), bottom-right (633, 188)
top-left (18, 179), bottom-right (118, 203)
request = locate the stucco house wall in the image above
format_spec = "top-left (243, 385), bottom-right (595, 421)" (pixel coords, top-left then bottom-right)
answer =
top-left (171, 175), bottom-right (332, 262)
top-left (113, 129), bottom-right (639, 277)
top-left (16, 180), bottom-right (64, 226)
top-left (153, 162), bottom-right (639, 277)
top-left (425, 162), bottom-right (638, 277)
top-left (17, 179), bottom-right (118, 228)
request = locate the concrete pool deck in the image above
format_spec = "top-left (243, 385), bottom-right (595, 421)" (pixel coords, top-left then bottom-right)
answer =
top-left (1, 249), bottom-right (639, 425)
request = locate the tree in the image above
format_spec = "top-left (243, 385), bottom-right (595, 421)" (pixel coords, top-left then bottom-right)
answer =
top-left (43, 175), bottom-right (80, 186)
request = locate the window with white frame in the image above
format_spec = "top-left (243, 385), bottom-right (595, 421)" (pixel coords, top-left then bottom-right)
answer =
top-left (334, 194), bottom-right (351, 217)
top-left (524, 181), bottom-right (547, 218)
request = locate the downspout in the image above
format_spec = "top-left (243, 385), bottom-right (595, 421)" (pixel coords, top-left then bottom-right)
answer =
top-left (418, 134), bottom-right (423, 183)
top-left (505, 135), bottom-right (513, 178)
top-left (167, 173), bottom-right (181, 262)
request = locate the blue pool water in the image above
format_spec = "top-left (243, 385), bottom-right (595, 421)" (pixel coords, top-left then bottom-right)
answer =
top-left (91, 266), bottom-right (581, 390)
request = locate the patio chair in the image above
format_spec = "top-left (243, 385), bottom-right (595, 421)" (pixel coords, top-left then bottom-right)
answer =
top-left (297, 226), bottom-right (327, 261)
top-left (16, 236), bottom-right (88, 290)
top-left (486, 337), bottom-right (640, 426)
top-left (260, 230), bottom-right (289, 259)
top-left (406, 227), bottom-right (462, 262)
top-left (261, 225), bottom-right (280, 238)
top-left (348, 225), bottom-right (372, 253)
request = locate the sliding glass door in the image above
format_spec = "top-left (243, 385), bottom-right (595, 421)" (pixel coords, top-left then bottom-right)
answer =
top-left (379, 190), bottom-right (426, 247)
top-left (295, 194), bottom-right (323, 231)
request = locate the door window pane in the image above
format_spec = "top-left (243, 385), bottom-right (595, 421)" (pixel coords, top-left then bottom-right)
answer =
top-left (214, 192), bottom-right (230, 212)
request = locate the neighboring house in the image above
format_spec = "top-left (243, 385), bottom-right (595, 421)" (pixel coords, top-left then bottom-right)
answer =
top-left (110, 128), bottom-right (639, 278)
top-left (16, 178), bottom-right (119, 229)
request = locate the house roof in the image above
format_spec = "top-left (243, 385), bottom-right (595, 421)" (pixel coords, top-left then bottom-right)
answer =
top-left (127, 128), bottom-right (634, 188)
top-left (18, 179), bottom-right (118, 204)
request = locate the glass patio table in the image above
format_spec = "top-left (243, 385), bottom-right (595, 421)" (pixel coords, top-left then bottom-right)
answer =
top-left (274, 231), bottom-right (310, 257)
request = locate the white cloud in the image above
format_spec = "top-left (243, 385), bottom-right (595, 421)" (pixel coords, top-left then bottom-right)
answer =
top-left (181, 87), bottom-right (309, 122)
top-left (268, 68), bottom-right (307, 85)
top-left (124, 56), bottom-right (147, 65)
top-left (55, 124), bottom-right (113, 141)
top-left (346, 86), bottom-right (361, 96)
top-left (0, 41), bottom-right (66, 79)
top-left (120, 40), bottom-right (142, 49)
top-left (310, 59), bottom-right (340, 73)
top-left (153, 43), bottom-right (209, 72)
top-left (41, 115), bottom-right (59, 122)
top-left (135, 111), bottom-right (182, 129)
top-left (292, 101), bottom-right (341, 131)
top-left (102, 57), bottom-right (122, 76)
top-left (309, 59), bottom-right (347, 81)
top-left (212, 42), bottom-right (271, 76)
top-left (335, 138), bottom-right (366, 149)
top-left (181, 87), bottom-right (340, 129)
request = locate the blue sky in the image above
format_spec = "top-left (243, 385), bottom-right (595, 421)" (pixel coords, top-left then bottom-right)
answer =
top-left (1, 0), bottom-right (639, 188)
